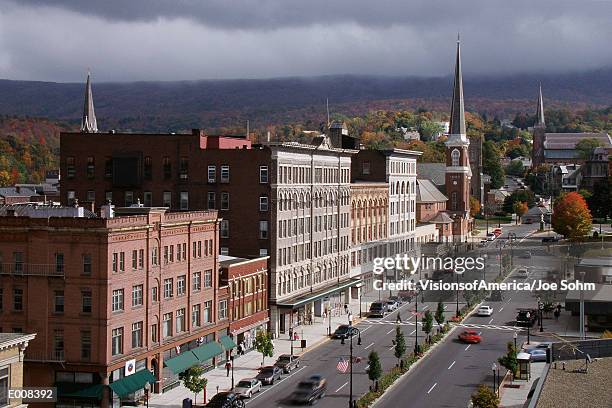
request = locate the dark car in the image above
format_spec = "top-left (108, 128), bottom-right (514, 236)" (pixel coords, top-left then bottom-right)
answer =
top-left (290, 376), bottom-right (327, 405)
top-left (256, 365), bottom-right (283, 385)
top-left (332, 325), bottom-right (358, 339)
top-left (516, 309), bottom-right (538, 327)
top-left (542, 236), bottom-right (559, 243)
top-left (369, 302), bottom-right (387, 317)
top-left (274, 354), bottom-right (300, 373)
top-left (205, 392), bottom-right (245, 408)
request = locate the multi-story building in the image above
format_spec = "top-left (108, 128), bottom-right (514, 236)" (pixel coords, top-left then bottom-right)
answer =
top-left (0, 204), bottom-right (226, 407)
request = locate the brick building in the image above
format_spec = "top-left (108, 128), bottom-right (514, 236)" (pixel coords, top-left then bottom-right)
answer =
top-left (0, 204), bottom-right (228, 407)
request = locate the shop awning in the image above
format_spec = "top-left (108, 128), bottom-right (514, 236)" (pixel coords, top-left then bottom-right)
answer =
top-left (192, 341), bottom-right (223, 362)
top-left (219, 335), bottom-right (237, 350)
top-left (274, 279), bottom-right (360, 309)
top-left (164, 351), bottom-right (200, 374)
top-left (56, 382), bottom-right (104, 399)
top-left (109, 370), bottom-right (155, 397)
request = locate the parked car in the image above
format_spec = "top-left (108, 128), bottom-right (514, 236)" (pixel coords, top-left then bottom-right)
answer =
top-left (386, 300), bottom-right (399, 311)
top-left (516, 309), bottom-right (538, 327)
top-left (528, 349), bottom-right (547, 362)
top-left (516, 268), bottom-right (529, 278)
top-left (398, 290), bottom-right (415, 302)
top-left (255, 366), bottom-right (282, 385)
top-left (477, 305), bottom-right (494, 317)
top-left (369, 302), bottom-right (387, 317)
top-left (388, 295), bottom-right (403, 305)
top-left (274, 354), bottom-right (300, 373)
top-left (332, 325), bottom-right (359, 340)
top-left (493, 228), bottom-right (503, 236)
top-left (520, 251), bottom-right (532, 259)
top-left (542, 236), bottom-right (559, 243)
top-left (458, 330), bottom-right (482, 344)
top-left (479, 239), bottom-right (488, 247)
top-left (536, 342), bottom-right (552, 349)
top-left (486, 233), bottom-right (496, 241)
top-left (205, 392), bottom-right (245, 408)
top-left (289, 376), bottom-right (327, 405)
top-left (234, 379), bottom-right (262, 398)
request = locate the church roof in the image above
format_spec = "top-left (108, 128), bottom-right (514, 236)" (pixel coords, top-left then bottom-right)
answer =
top-left (544, 133), bottom-right (611, 150)
top-left (417, 163), bottom-right (447, 188)
top-left (80, 71), bottom-right (98, 133)
top-left (416, 179), bottom-right (447, 203)
top-left (449, 37), bottom-right (466, 137)
top-left (535, 84), bottom-right (545, 128)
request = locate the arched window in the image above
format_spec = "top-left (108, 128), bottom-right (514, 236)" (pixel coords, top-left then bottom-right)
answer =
top-left (451, 149), bottom-right (460, 166)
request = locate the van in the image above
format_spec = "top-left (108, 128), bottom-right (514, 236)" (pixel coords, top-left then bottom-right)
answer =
top-left (369, 302), bottom-right (387, 317)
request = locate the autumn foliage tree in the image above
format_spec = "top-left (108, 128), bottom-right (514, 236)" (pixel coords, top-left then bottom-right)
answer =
top-left (552, 192), bottom-right (593, 240)
top-left (512, 201), bottom-right (528, 224)
top-left (470, 196), bottom-right (481, 217)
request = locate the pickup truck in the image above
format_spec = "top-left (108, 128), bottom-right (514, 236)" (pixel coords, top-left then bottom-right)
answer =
top-left (274, 354), bottom-right (300, 373)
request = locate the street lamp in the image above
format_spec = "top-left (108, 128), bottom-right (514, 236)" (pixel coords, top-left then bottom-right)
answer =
top-left (230, 355), bottom-right (235, 390)
top-left (482, 253), bottom-right (488, 282)
top-left (538, 297), bottom-right (544, 333)
top-left (414, 288), bottom-right (419, 355)
top-left (526, 312), bottom-right (531, 345)
top-left (144, 382), bottom-right (150, 408)
top-left (341, 314), bottom-right (361, 408)
top-left (491, 363), bottom-right (497, 394)
top-left (455, 272), bottom-right (460, 317)
top-left (513, 331), bottom-right (518, 351)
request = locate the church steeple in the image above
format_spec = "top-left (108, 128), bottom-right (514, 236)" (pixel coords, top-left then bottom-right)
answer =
top-left (448, 34), bottom-right (467, 140)
top-left (535, 83), bottom-right (545, 128)
top-left (80, 71), bottom-right (98, 133)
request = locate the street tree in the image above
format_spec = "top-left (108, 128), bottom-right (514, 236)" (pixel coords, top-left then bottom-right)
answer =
top-left (366, 351), bottom-right (382, 390)
top-left (393, 326), bottom-right (406, 366)
top-left (254, 330), bottom-right (274, 366)
top-left (552, 192), bottom-right (593, 240)
top-left (498, 341), bottom-right (519, 377)
top-left (483, 140), bottom-right (505, 189)
top-left (435, 301), bottom-right (445, 329)
top-left (422, 310), bottom-right (434, 342)
top-left (180, 366), bottom-right (207, 405)
top-left (470, 196), bottom-right (481, 217)
top-left (471, 384), bottom-right (500, 408)
top-left (512, 201), bottom-right (528, 224)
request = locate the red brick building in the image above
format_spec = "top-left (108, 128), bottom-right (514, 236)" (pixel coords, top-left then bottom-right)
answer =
top-left (0, 204), bottom-right (230, 407)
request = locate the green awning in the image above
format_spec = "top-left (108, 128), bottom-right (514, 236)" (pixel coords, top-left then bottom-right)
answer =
top-left (192, 341), bottom-right (223, 362)
top-left (109, 370), bottom-right (155, 397)
top-left (219, 335), bottom-right (237, 350)
top-left (56, 382), bottom-right (104, 399)
top-left (164, 351), bottom-right (199, 374)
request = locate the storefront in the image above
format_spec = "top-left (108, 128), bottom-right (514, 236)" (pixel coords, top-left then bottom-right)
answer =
top-left (231, 318), bottom-right (269, 354)
top-left (161, 333), bottom-right (219, 392)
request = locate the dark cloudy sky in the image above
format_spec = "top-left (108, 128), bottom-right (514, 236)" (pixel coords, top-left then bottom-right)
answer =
top-left (0, 0), bottom-right (610, 82)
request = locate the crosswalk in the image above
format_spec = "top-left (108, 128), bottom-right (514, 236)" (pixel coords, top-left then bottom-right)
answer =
top-left (360, 320), bottom-right (521, 332)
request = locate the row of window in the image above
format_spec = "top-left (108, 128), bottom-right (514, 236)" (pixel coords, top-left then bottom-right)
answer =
top-left (277, 236), bottom-right (349, 267)
top-left (0, 252), bottom-right (78, 275)
top-left (352, 224), bottom-right (387, 244)
top-left (276, 259), bottom-right (350, 297)
top-left (389, 219), bottom-right (416, 236)
top-left (389, 199), bottom-right (416, 215)
top-left (232, 298), bottom-right (265, 321)
top-left (278, 192), bottom-right (350, 211)
top-left (278, 165), bottom-right (350, 185)
top-left (390, 181), bottom-right (416, 196)
top-left (277, 213), bottom-right (349, 239)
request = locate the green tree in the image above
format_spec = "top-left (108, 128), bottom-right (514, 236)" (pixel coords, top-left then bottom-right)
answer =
top-left (179, 366), bottom-right (207, 405)
top-left (471, 384), bottom-right (500, 408)
top-left (503, 190), bottom-right (536, 214)
top-left (393, 326), bottom-right (406, 366)
top-left (366, 351), bottom-right (382, 389)
top-left (435, 301), bottom-right (445, 329)
top-left (422, 310), bottom-right (434, 342)
top-left (588, 178), bottom-right (612, 219)
top-left (575, 138), bottom-right (602, 160)
top-left (254, 330), bottom-right (274, 365)
top-left (505, 160), bottom-right (525, 177)
top-left (552, 192), bottom-right (593, 240)
top-left (418, 121), bottom-right (444, 141)
top-left (483, 140), bottom-right (505, 189)
top-left (498, 341), bottom-right (519, 377)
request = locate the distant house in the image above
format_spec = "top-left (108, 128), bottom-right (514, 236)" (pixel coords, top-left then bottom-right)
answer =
top-left (521, 205), bottom-right (551, 224)
top-left (396, 126), bottom-right (420, 141)
top-left (486, 189), bottom-right (510, 214)
top-left (433, 121), bottom-right (449, 140)
top-left (551, 164), bottom-right (581, 193)
top-left (416, 179), bottom-right (452, 242)
top-left (0, 186), bottom-right (38, 205)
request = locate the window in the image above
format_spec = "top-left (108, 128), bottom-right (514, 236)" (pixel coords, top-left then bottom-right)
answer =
top-left (54, 290), bottom-right (64, 313)
top-left (207, 165), bottom-right (216, 183)
top-left (119, 252), bottom-right (125, 271)
top-left (177, 275), bottom-right (186, 296)
top-left (0, 367), bottom-right (7, 406)
top-left (105, 191), bottom-right (112, 204)
top-left (112, 289), bottom-right (124, 312)
top-left (192, 304), bottom-right (201, 327)
top-left (0, 289), bottom-right (3, 312)
top-left (163, 191), bottom-right (172, 207)
top-left (125, 191), bottom-right (134, 207)
top-left (180, 157), bottom-right (189, 180)
top-left (163, 157), bottom-right (171, 179)
top-left (55, 253), bottom-right (64, 274)
top-left (218, 300), bottom-right (228, 320)
top-left (362, 161), bottom-right (371, 175)
top-left (151, 324), bottom-right (159, 343)
top-left (207, 192), bottom-right (216, 210)
top-left (81, 330), bottom-right (91, 361)
top-left (132, 285), bottom-right (143, 307)
top-left (259, 196), bottom-right (268, 211)
top-left (66, 157), bottom-right (75, 178)
top-left (132, 322), bottom-right (143, 348)
top-left (451, 149), bottom-right (460, 167)
top-left (164, 278), bottom-right (173, 298)
top-left (82, 254), bottom-right (92, 275)
top-left (451, 192), bottom-right (458, 211)
top-left (87, 156), bottom-right (95, 178)
top-left (139, 249), bottom-right (144, 269)
top-left (259, 249), bottom-right (268, 256)
top-left (220, 220), bottom-right (229, 238)
top-left (111, 327), bottom-right (123, 356)
top-left (67, 190), bottom-right (76, 204)
top-left (220, 247), bottom-right (229, 256)
top-left (220, 165), bottom-right (230, 182)
top-left (163, 313), bottom-right (173, 337)
top-left (259, 166), bottom-right (269, 183)
top-left (176, 309), bottom-right (185, 333)
top-left (163, 246), bottom-right (169, 264)
top-left (144, 191), bottom-right (152, 207)
top-left (152, 286), bottom-right (159, 303)
top-left (132, 250), bottom-right (138, 270)
top-left (221, 192), bottom-right (229, 210)
top-left (204, 269), bottom-right (212, 288)
top-left (144, 156), bottom-right (152, 180)
top-left (104, 157), bottom-right (112, 178)
top-left (259, 221), bottom-right (268, 239)
top-left (86, 190), bottom-right (95, 202)
top-left (152, 247), bottom-right (159, 266)
top-left (13, 288), bottom-right (23, 311)
top-left (193, 272), bottom-right (202, 291)
top-left (203, 301), bottom-right (212, 323)
top-left (169, 246), bottom-right (174, 262)
top-left (54, 329), bottom-right (65, 360)
top-left (13, 252), bottom-right (23, 274)
top-left (180, 192), bottom-right (189, 210)
top-left (82, 290), bottom-right (92, 313)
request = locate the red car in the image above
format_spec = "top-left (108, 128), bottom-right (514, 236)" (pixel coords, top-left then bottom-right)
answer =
top-left (458, 330), bottom-right (482, 344)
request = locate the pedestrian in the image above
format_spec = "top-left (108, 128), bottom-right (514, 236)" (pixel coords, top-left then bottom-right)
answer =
top-left (225, 360), bottom-right (231, 377)
top-left (396, 312), bottom-right (402, 323)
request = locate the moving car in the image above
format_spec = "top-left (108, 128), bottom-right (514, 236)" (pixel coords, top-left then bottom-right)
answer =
top-left (369, 302), bottom-right (387, 317)
top-left (516, 309), bottom-right (538, 327)
top-left (520, 251), bottom-right (532, 259)
top-left (234, 379), bottom-right (262, 398)
top-left (528, 349), bottom-right (547, 362)
top-left (477, 305), bottom-right (494, 317)
top-left (386, 299), bottom-right (399, 311)
top-left (205, 392), bottom-right (245, 408)
top-left (290, 376), bottom-right (327, 405)
top-left (516, 268), bottom-right (529, 278)
top-left (274, 354), bottom-right (300, 373)
top-left (255, 366), bottom-right (282, 385)
top-left (486, 233), bottom-right (496, 241)
top-left (493, 228), bottom-right (503, 236)
top-left (398, 290), bottom-right (416, 302)
top-left (388, 295), bottom-right (403, 305)
top-left (542, 236), bottom-right (559, 243)
top-left (458, 330), bottom-right (482, 344)
top-left (332, 325), bottom-right (359, 340)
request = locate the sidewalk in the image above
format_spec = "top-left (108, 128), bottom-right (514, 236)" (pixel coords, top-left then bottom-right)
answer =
top-left (149, 298), bottom-right (364, 407)
top-left (499, 361), bottom-right (547, 408)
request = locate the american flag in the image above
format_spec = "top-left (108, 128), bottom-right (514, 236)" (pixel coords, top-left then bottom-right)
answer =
top-left (337, 358), bottom-right (349, 373)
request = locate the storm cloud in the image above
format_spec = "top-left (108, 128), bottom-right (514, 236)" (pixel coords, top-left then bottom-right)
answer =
top-left (0, 0), bottom-right (610, 82)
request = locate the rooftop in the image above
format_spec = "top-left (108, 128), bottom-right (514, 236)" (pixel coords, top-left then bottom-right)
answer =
top-left (416, 179), bottom-right (447, 203)
top-left (0, 333), bottom-right (36, 350)
top-left (544, 132), bottom-right (611, 150)
top-left (417, 163), bottom-right (446, 187)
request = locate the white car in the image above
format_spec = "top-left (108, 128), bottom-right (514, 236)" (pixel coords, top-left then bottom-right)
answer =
top-left (486, 233), bottom-right (496, 241)
top-left (234, 378), bottom-right (262, 398)
top-left (516, 268), bottom-right (529, 278)
top-left (477, 305), bottom-right (494, 316)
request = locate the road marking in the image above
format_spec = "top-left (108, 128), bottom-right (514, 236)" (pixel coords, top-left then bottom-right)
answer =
top-left (499, 307), bottom-right (504, 312)
top-left (427, 383), bottom-right (437, 394)
top-left (422, 305), bottom-right (430, 310)
top-left (465, 344), bottom-right (471, 351)
top-left (506, 297), bottom-right (512, 303)
top-left (388, 344), bottom-right (395, 350)
top-left (448, 361), bottom-right (456, 370)
top-left (478, 332), bottom-right (482, 335)
top-left (247, 365), bottom-right (308, 402)
top-left (335, 382), bottom-right (348, 393)
top-left (444, 305), bottom-right (448, 310)
top-left (364, 342), bottom-right (375, 350)
top-left (410, 330), bottom-right (416, 335)
top-left (489, 318), bottom-right (494, 324)
top-left (386, 328), bottom-right (395, 335)
top-left (360, 326), bottom-right (371, 333)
